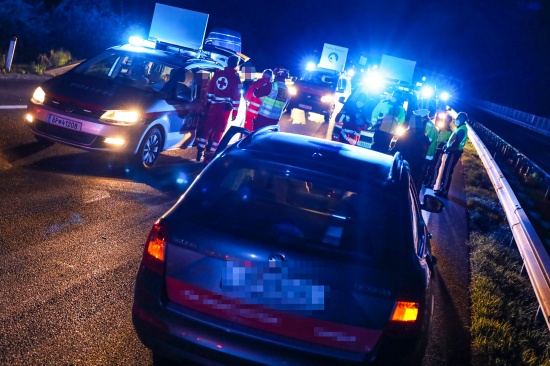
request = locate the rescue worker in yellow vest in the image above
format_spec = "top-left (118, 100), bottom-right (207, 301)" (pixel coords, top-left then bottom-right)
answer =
top-left (252, 67), bottom-right (291, 130)
top-left (244, 69), bottom-right (273, 131)
top-left (370, 90), bottom-right (406, 154)
top-left (434, 112), bottom-right (469, 197)
top-left (423, 114), bottom-right (453, 188)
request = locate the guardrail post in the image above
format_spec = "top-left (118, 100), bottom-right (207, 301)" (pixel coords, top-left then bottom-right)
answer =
top-left (5, 36), bottom-right (17, 72)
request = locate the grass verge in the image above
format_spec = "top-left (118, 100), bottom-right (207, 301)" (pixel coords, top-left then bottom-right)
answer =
top-left (462, 142), bottom-right (550, 365)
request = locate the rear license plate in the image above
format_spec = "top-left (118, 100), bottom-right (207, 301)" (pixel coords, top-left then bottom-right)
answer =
top-left (298, 103), bottom-right (312, 110)
top-left (48, 115), bottom-right (82, 131)
top-left (356, 141), bottom-right (372, 148)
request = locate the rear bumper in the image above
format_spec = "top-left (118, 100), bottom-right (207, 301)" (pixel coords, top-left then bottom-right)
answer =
top-left (132, 268), bottom-right (373, 366)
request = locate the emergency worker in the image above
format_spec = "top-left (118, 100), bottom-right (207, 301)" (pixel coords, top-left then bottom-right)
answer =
top-left (434, 112), bottom-right (469, 197)
top-left (371, 90), bottom-right (406, 154)
top-left (419, 109), bottom-right (439, 186)
top-left (196, 56), bottom-right (242, 163)
top-left (393, 109), bottom-right (430, 191)
top-left (423, 114), bottom-right (453, 188)
top-left (244, 69), bottom-right (273, 131)
top-left (253, 67), bottom-right (291, 130)
top-left (336, 92), bottom-right (369, 145)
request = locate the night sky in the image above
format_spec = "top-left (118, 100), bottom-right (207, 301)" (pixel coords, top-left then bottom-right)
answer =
top-left (123, 0), bottom-right (549, 116)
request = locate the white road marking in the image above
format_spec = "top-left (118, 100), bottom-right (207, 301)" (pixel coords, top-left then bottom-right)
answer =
top-left (0, 105), bottom-right (26, 109)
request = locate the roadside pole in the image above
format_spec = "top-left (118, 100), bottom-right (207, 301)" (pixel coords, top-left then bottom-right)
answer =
top-left (6, 37), bottom-right (17, 72)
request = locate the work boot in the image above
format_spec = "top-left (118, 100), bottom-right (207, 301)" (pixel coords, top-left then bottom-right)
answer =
top-left (196, 149), bottom-right (204, 162)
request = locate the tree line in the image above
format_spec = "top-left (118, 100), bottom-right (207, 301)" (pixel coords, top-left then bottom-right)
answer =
top-left (1, 0), bottom-right (144, 65)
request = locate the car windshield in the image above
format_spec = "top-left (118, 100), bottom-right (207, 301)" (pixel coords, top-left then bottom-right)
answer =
top-left (171, 156), bottom-right (409, 266)
top-left (301, 70), bottom-right (339, 87)
top-left (72, 51), bottom-right (177, 92)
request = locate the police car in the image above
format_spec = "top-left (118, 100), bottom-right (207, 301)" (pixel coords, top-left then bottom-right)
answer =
top-left (24, 5), bottom-right (247, 169)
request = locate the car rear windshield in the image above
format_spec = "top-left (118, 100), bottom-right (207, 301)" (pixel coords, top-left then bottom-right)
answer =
top-left (171, 156), bottom-right (410, 265)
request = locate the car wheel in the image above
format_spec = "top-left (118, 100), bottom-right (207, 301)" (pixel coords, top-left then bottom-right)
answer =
top-left (136, 127), bottom-right (163, 169)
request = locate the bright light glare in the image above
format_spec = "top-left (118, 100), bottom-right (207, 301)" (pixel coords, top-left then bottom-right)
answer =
top-left (437, 121), bottom-right (445, 129)
top-left (320, 94), bottom-right (333, 103)
top-left (438, 112), bottom-right (446, 120)
top-left (440, 91), bottom-right (450, 101)
top-left (104, 137), bottom-right (126, 146)
top-left (306, 62), bottom-right (316, 71)
top-left (32, 87), bottom-right (45, 104)
top-left (101, 110), bottom-right (140, 124)
top-left (363, 72), bottom-right (385, 92)
top-left (347, 69), bottom-right (355, 77)
top-left (25, 114), bottom-right (34, 123)
top-left (421, 86), bottom-right (434, 99)
top-left (289, 86), bottom-right (297, 96)
top-left (129, 35), bottom-right (144, 46)
top-left (395, 125), bottom-right (406, 136)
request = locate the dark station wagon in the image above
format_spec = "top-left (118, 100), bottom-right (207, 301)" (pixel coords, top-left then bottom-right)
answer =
top-left (132, 126), bottom-right (444, 365)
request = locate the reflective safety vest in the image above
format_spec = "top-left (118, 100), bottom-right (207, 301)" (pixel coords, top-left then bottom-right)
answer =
top-left (424, 121), bottom-right (439, 159)
top-left (257, 81), bottom-right (290, 120)
top-left (446, 124), bottom-right (469, 152)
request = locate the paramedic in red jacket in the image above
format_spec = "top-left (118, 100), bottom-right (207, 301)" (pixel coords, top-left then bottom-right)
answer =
top-left (196, 55), bottom-right (242, 163)
top-left (253, 67), bottom-right (291, 130)
top-left (244, 69), bottom-right (273, 131)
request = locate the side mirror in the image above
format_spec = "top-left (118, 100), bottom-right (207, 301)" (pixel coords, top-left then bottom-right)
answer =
top-left (420, 195), bottom-right (444, 213)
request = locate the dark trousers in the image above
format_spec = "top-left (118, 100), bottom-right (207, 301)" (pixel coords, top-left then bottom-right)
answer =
top-left (439, 150), bottom-right (462, 192)
top-left (372, 129), bottom-right (393, 154)
top-left (424, 149), bottom-right (444, 186)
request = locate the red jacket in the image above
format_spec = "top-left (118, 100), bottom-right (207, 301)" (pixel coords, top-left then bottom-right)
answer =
top-left (244, 77), bottom-right (271, 114)
top-left (207, 67), bottom-right (242, 113)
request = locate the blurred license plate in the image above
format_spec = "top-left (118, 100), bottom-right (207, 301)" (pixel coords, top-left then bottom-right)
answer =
top-left (48, 115), bottom-right (82, 131)
top-left (298, 104), bottom-right (312, 110)
top-left (357, 140), bottom-right (371, 148)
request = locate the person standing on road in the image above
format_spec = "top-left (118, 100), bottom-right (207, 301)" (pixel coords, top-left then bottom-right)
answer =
top-left (370, 90), bottom-right (406, 154)
top-left (252, 67), bottom-right (291, 130)
top-left (423, 114), bottom-right (453, 189)
top-left (335, 92), bottom-right (370, 145)
top-left (393, 108), bottom-right (430, 191)
top-left (244, 69), bottom-right (273, 131)
top-left (196, 56), bottom-right (242, 163)
top-left (434, 112), bottom-right (469, 197)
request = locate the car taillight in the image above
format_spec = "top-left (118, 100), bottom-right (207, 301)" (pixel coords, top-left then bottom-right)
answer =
top-left (391, 301), bottom-right (419, 322)
top-left (142, 220), bottom-right (167, 275)
top-left (387, 300), bottom-right (421, 337)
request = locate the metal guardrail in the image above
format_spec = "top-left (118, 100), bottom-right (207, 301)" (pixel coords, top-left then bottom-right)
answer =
top-left (467, 122), bottom-right (550, 330)
top-left (474, 100), bottom-right (550, 137)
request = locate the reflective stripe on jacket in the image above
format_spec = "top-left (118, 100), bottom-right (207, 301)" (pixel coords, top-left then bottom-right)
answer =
top-left (206, 67), bottom-right (242, 112)
top-left (256, 81), bottom-right (290, 120)
top-left (245, 77), bottom-right (270, 115)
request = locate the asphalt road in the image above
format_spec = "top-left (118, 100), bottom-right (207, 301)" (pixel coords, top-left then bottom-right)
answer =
top-left (0, 76), bottom-right (471, 365)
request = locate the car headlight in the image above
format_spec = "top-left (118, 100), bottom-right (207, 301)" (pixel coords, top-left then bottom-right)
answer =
top-left (31, 87), bottom-right (45, 104)
top-left (100, 110), bottom-right (140, 125)
top-left (289, 86), bottom-right (297, 96)
top-left (320, 94), bottom-right (333, 103)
